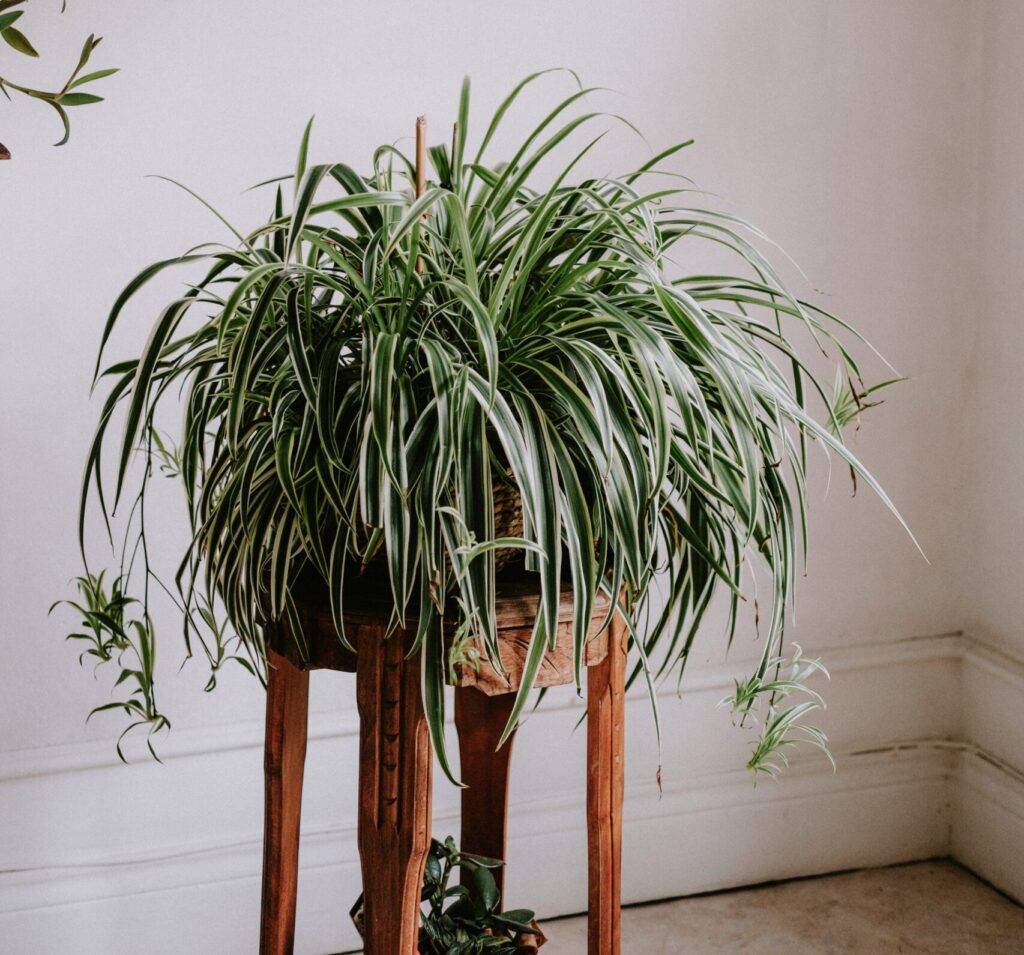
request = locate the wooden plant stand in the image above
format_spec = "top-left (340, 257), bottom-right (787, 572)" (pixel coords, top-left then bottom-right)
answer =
top-left (259, 574), bottom-right (626, 955)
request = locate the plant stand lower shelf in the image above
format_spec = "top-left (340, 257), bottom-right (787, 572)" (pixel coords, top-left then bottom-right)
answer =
top-left (259, 574), bottom-right (626, 955)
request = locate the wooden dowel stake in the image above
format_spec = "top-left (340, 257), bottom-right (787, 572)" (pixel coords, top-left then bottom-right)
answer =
top-left (415, 114), bottom-right (426, 274)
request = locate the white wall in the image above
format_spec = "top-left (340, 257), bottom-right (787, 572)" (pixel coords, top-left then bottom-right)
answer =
top-left (966, 1), bottom-right (1024, 663)
top-left (1, 2), bottom-right (1019, 954)
top-left (951, 0), bottom-right (1024, 896)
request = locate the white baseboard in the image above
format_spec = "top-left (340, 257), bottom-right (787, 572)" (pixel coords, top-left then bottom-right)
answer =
top-left (954, 635), bottom-right (1024, 902)
top-left (0, 631), bottom-right (1020, 955)
top-left (0, 744), bottom-right (958, 955)
top-left (962, 637), bottom-right (1024, 772)
top-left (954, 748), bottom-right (1024, 904)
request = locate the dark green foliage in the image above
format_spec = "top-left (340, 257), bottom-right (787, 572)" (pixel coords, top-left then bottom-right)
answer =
top-left (352, 836), bottom-right (542, 954)
top-left (418, 837), bottom-right (540, 954)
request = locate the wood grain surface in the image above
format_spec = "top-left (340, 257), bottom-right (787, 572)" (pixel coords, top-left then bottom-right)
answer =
top-left (586, 610), bottom-right (627, 955)
top-left (454, 686), bottom-right (517, 900)
top-left (260, 572), bottom-right (626, 954)
top-left (355, 624), bottom-right (433, 954)
top-left (259, 650), bottom-right (310, 955)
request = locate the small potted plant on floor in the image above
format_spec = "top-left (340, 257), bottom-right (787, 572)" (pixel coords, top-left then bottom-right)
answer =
top-left (352, 836), bottom-right (547, 954)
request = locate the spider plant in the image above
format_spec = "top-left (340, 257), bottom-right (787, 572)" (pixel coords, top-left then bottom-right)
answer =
top-left (61, 71), bottom-right (911, 777)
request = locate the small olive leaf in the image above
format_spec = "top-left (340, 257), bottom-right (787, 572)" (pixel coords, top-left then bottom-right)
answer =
top-left (60, 92), bottom-right (103, 106)
top-left (49, 100), bottom-right (71, 146)
top-left (0, 9), bottom-right (23, 31)
top-left (68, 67), bottom-right (118, 90)
top-left (71, 32), bottom-right (100, 76)
top-left (2, 24), bottom-right (38, 56)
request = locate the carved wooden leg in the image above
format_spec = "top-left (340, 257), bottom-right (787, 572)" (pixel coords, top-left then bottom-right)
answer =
top-left (455, 686), bottom-right (517, 900)
top-left (586, 613), bottom-right (627, 955)
top-left (260, 649), bottom-right (310, 955)
top-left (356, 626), bottom-right (433, 955)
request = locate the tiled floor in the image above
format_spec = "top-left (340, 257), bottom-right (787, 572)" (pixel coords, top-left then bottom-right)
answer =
top-left (542, 861), bottom-right (1023, 954)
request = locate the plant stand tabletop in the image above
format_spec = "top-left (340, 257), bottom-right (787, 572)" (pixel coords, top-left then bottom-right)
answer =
top-left (259, 572), bottom-right (626, 955)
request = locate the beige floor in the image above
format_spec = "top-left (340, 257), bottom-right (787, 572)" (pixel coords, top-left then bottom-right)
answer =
top-left (542, 861), bottom-right (1023, 954)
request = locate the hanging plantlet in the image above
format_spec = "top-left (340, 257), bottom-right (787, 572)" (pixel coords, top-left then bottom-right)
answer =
top-left (0, 1), bottom-right (118, 150)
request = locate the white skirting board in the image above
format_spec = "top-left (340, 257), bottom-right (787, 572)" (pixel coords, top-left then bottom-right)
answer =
top-left (0, 632), bottom-right (1020, 955)
top-left (953, 748), bottom-right (1024, 904)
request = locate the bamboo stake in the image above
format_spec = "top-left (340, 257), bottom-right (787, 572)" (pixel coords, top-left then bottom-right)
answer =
top-left (415, 114), bottom-right (427, 198)
top-left (415, 114), bottom-right (426, 274)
